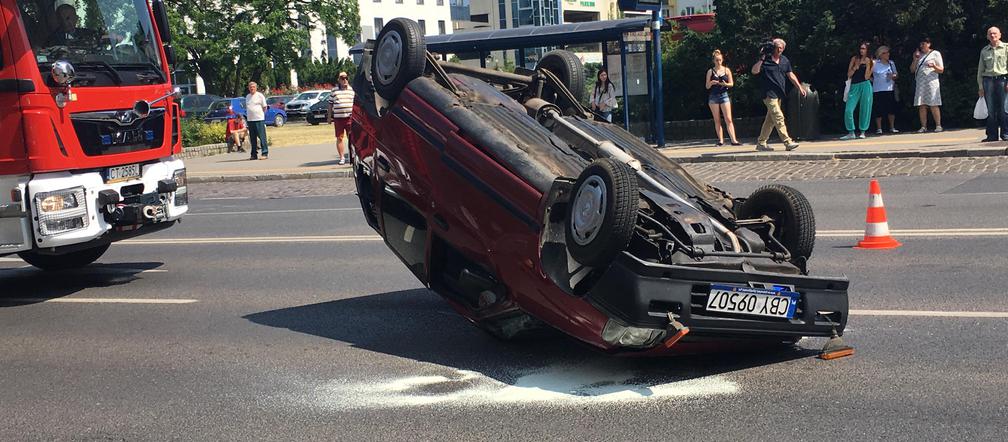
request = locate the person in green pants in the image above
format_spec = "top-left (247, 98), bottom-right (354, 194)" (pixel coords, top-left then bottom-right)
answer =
top-left (841, 42), bottom-right (875, 139)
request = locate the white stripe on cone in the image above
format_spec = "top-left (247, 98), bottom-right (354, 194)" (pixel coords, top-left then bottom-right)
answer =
top-left (869, 193), bottom-right (884, 208)
top-left (865, 221), bottom-right (891, 237)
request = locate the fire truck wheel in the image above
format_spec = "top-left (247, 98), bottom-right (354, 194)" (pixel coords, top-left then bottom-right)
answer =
top-left (18, 244), bottom-right (110, 271)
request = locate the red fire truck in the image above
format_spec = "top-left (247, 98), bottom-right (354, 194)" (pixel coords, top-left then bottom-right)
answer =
top-left (0, 0), bottom-right (187, 270)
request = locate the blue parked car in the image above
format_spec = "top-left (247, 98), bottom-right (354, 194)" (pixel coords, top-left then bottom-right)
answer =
top-left (203, 98), bottom-right (288, 127)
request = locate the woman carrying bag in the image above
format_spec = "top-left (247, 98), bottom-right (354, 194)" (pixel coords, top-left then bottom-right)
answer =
top-left (590, 68), bottom-right (618, 122)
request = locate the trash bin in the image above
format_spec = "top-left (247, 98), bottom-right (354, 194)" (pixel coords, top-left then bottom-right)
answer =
top-left (786, 82), bottom-right (820, 141)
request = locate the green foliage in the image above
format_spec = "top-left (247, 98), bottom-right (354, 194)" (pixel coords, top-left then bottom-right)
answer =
top-left (296, 58), bottom-right (358, 89)
top-left (166, 0), bottom-right (361, 96)
top-left (663, 0), bottom-right (1008, 130)
top-left (181, 119), bottom-right (226, 147)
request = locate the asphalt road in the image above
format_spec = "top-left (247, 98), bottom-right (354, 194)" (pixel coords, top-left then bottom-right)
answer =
top-left (2, 172), bottom-right (1007, 440)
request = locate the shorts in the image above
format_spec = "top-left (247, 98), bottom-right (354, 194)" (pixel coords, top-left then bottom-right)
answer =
top-left (708, 91), bottom-right (730, 104)
top-left (333, 116), bottom-right (351, 137)
top-left (872, 91), bottom-right (896, 117)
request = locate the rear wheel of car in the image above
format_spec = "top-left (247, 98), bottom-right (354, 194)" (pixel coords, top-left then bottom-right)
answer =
top-left (372, 18), bottom-right (426, 102)
top-left (737, 184), bottom-right (816, 263)
top-left (306, 114), bottom-right (319, 125)
top-left (565, 158), bottom-right (638, 268)
top-left (18, 244), bottom-right (110, 271)
top-left (536, 50), bottom-right (586, 104)
top-left (273, 114), bottom-right (285, 127)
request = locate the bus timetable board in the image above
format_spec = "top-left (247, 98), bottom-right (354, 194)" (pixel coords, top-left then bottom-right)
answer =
top-left (617, 0), bottom-right (662, 12)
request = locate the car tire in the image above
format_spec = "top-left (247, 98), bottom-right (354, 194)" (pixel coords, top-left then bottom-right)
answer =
top-left (306, 114), bottom-right (318, 125)
top-left (273, 114), bottom-right (285, 127)
top-left (372, 18), bottom-right (426, 102)
top-left (565, 158), bottom-right (638, 268)
top-left (536, 50), bottom-right (586, 104)
top-left (18, 244), bottom-right (110, 271)
top-left (737, 184), bottom-right (816, 263)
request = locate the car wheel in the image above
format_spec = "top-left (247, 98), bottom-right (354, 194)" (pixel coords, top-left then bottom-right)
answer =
top-left (18, 244), bottom-right (110, 271)
top-left (306, 114), bottom-right (318, 125)
top-left (273, 114), bottom-right (285, 127)
top-left (737, 184), bottom-right (816, 263)
top-left (536, 50), bottom-right (586, 104)
top-left (565, 158), bottom-right (638, 268)
top-left (372, 18), bottom-right (426, 102)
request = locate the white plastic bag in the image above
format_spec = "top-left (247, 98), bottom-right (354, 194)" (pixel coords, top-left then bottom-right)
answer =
top-left (842, 79), bottom-right (851, 103)
top-left (975, 97), bottom-right (988, 120)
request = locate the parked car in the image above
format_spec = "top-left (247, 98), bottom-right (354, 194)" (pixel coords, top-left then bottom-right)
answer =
top-left (350, 19), bottom-right (851, 356)
top-left (305, 92), bottom-right (333, 125)
top-left (284, 90), bottom-right (329, 118)
top-left (267, 95), bottom-right (294, 110)
top-left (204, 98), bottom-right (287, 127)
top-left (179, 94), bottom-right (222, 119)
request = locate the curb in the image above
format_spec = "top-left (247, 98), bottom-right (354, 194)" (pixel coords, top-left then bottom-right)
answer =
top-left (189, 169), bottom-right (353, 184)
top-left (667, 147), bottom-right (1008, 164)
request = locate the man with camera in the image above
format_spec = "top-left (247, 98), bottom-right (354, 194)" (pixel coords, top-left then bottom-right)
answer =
top-left (751, 38), bottom-right (806, 151)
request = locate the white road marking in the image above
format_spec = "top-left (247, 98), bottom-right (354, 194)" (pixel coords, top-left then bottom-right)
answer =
top-left (187, 208), bottom-right (358, 216)
top-left (0, 257), bottom-right (23, 262)
top-left (850, 309), bottom-right (1008, 318)
top-left (817, 228), bottom-right (1008, 237)
top-left (199, 197), bottom-right (250, 200)
top-left (120, 235), bottom-right (383, 245)
top-left (3, 298), bottom-right (197, 304)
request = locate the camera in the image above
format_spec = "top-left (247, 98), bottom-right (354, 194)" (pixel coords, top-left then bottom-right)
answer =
top-left (760, 41), bottom-right (776, 57)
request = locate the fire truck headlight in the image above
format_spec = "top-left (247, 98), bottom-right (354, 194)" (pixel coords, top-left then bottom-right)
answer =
top-left (35, 187), bottom-right (89, 236)
top-left (172, 168), bottom-right (187, 206)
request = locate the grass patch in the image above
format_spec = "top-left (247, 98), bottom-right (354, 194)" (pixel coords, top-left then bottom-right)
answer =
top-left (267, 122), bottom-right (336, 148)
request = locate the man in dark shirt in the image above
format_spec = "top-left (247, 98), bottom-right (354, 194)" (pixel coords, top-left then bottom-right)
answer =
top-left (751, 38), bottom-right (806, 151)
top-left (46, 0), bottom-right (100, 47)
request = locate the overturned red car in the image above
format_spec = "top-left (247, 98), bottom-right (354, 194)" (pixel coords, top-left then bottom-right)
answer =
top-left (349, 19), bottom-right (849, 354)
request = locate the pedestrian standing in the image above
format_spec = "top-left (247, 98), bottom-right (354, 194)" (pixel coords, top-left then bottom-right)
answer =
top-left (841, 42), bottom-right (874, 140)
top-left (245, 81), bottom-right (269, 159)
top-left (751, 38), bottom-right (806, 152)
top-left (590, 68), bottom-right (617, 122)
top-left (705, 49), bottom-right (741, 146)
top-left (327, 71), bottom-right (355, 165)
top-left (872, 45), bottom-right (900, 134)
top-left (977, 26), bottom-right (1008, 142)
top-left (911, 37), bottom-right (944, 132)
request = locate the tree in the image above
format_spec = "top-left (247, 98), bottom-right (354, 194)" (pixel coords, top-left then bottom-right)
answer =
top-left (166, 0), bottom-right (360, 96)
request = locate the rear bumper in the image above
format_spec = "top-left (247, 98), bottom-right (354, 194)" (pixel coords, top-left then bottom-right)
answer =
top-left (587, 253), bottom-right (850, 340)
top-left (1, 157), bottom-right (188, 253)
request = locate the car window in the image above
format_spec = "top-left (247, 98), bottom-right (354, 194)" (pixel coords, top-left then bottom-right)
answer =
top-left (294, 92), bottom-right (319, 101)
top-left (208, 100), bottom-right (231, 111)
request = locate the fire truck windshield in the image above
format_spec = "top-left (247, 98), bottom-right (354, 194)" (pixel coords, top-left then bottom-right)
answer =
top-left (17, 0), bottom-right (165, 86)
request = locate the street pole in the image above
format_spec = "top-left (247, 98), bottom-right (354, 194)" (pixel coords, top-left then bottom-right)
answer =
top-left (651, 9), bottom-right (665, 147)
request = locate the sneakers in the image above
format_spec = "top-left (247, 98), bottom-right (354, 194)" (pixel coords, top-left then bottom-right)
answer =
top-left (261, 154), bottom-right (268, 160)
top-left (875, 128), bottom-right (883, 135)
top-left (890, 128), bottom-right (899, 134)
top-left (934, 126), bottom-right (943, 132)
top-left (917, 127), bottom-right (927, 133)
top-left (755, 144), bottom-right (773, 152)
top-left (857, 132), bottom-right (866, 139)
top-left (839, 132), bottom-right (857, 140)
top-left (338, 158), bottom-right (346, 165)
top-left (784, 142), bottom-right (800, 151)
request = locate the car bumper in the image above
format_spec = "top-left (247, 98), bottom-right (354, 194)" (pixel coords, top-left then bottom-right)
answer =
top-left (587, 252), bottom-right (850, 344)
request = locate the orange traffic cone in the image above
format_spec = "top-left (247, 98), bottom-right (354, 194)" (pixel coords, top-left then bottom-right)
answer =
top-left (856, 179), bottom-right (902, 249)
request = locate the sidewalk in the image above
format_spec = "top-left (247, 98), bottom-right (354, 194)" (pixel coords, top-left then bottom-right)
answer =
top-left (185, 127), bottom-right (1007, 182)
top-left (662, 127), bottom-right (1008, 163)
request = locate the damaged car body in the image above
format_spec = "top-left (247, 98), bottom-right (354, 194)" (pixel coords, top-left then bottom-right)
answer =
top-left (350, 19), bottom-right (850, 355)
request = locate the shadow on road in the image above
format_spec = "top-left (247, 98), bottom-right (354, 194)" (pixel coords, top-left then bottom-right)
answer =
top-left (245, 289), bottom-right (816, 394)
top-left (299, 160), bottom-right (340, 167)
top-left (0, 262), bottom-right (164, 307)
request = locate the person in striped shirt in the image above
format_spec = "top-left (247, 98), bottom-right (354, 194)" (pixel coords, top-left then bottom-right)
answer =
top-left (327, 72), bottom-right (355, 165)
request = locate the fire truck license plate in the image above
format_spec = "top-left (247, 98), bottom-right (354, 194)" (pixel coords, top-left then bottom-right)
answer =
top-left (105, 163), bottom-right (141, 183)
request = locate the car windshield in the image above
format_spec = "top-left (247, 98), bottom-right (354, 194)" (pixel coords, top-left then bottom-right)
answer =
top-left (208, 100), bottom-right (232, 112)
top-left (16, 0), bottom-right (165, 86)
top-left (267, 96), bottom-right (287, 105)
top-left (294, 92), bottom-right (319, 101)
top-left (180, 96), bottom-right (203, 110)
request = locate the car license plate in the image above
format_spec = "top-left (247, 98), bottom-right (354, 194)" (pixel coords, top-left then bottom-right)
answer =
top-left (706, 284), bottom-right (798, 319)
top-left (105, 163), bottom-right (140, 183)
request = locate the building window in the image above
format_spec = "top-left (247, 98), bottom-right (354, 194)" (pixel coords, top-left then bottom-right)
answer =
top-left (417, 0), bottom-right (424, 4)
top-left (374, 18), bottom-right (384, 38)
top-left (418, 19), bottom-right (426, 35)
top-left (438, 20), bottom-right (446, 35)
top-left (396, 0), bottom-right (403, 3)
top-left (437, 0), bottom-right (444, 4)
top-left (498, 0), bottom-right (507, 29)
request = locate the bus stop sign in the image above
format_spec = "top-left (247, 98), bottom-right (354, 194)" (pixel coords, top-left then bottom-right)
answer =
top-left (617, 0), bottom-right (662, 12)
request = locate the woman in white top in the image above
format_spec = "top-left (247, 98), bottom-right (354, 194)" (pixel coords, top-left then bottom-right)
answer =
top-left (910, 37), bottom-right (944, 132)
top-left (871, 45), bottom-right (899, 134)
top-left (590, 68), bottom-right (617, 122)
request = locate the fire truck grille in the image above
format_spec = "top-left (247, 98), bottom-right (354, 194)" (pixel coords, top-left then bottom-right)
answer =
top-left (71, 108), bottom-right (166, 156)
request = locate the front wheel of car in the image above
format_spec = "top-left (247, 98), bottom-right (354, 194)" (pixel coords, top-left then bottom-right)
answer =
top-left (273, 114), bottom-right (285, 127)
top-left (18, 244), bottom-right (110, 271)
top-left (536, 50), bottom-right (586, 105)
top-left (737, 184), bottom-right (816, 264)
top-left (306, 114), bottom-right (319, 125)
top-left (565, 158), bottom-right (638, 268)
top-left (372, 18), bottom-right (426, 102)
